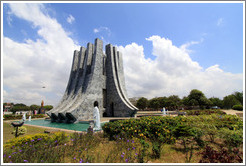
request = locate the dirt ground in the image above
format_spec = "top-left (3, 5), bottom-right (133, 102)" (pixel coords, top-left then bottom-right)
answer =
top-left (221, 109), bottom-right (243, 115)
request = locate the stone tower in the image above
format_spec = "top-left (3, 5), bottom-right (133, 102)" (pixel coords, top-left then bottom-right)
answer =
top-left (47, 38), bottom-right (138, 123)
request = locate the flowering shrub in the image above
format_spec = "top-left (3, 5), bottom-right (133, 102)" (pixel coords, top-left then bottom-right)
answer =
top-left (103, 116), bottom-right (178, 143)
top-left (4, 114), bottom-right (46, 120)
top-left (199, 145), bottom-right (243, 163)
top-left (186, 109), bottom-right (226, 116)
top-left (11, 127), bottom-right (27, 137)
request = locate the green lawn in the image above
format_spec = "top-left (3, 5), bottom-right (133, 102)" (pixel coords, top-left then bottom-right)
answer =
top-left (3, 121), bottom-right (46, 144)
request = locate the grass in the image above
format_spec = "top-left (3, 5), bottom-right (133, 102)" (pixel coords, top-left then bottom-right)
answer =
top-left (3, 114), bottom-right (243, 163)
top-left (3, 121), bottom-right (47, 144)
top-left (2, 131), bottom-right (205, 163)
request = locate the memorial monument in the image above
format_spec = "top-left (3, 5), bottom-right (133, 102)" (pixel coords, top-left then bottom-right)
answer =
top-left (47, 38), bottom-right (138, 123)
top-left (38, 100), bottom-right (45, 114)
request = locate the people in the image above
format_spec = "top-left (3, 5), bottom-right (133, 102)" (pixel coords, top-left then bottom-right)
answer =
top-left (93, 106), bottom-right (101, 130)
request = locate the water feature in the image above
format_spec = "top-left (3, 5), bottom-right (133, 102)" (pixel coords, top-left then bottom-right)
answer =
top-left (93, 106), bottom-right (101, 131)
top-left (22, 113), bottom-right (26, 122)
top-left (24, 119), bottom-right (105, 131)
top-left (29, 116), bottom-right (31, 121)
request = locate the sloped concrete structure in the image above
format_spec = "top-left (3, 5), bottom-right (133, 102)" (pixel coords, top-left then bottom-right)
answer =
top-left (47, 38), bottom-right (138, 123)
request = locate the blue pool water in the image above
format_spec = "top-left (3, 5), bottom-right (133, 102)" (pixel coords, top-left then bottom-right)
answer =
top-left (23, 119), bottom-right (105, 131)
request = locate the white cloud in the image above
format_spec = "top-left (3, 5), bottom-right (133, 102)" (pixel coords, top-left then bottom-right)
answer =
top-left (93, 26), bottom-right (111, 35)
top-left (66, 14), bottom-right (75, 24)
top-left (217, 18), bottom-right (224, 26)
top-left (3, 3), bottom-right (79, 105)
top-left (180, 38), bottom-right (203, 53)
top-left (93, 28), bottom-right (99, 33)
top-left (118, 35), bottom-right (243, 99)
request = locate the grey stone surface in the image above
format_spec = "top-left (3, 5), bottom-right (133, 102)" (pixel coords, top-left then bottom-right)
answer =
top-left (47, 38), bottom-right (138, 123)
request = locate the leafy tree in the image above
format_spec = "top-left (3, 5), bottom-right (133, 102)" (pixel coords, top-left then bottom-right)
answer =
top-left (187, 89), bottom-right (210, 109)
top-left (166, 95), bottom-right (181, 110)
top-left (14, 103), bottom-right (26, 107)
top-left (209, 97), bottom-right (223, 108)
top-left (182, 96), bottom-right (190, 107)
top-left (10, 103), bottom-right (30, 113)
top-left (148, 98), bottom-right (160, 110)
top-left (157, 97), bottom-right (168, 108)
top-left (30, 104), bottom-right (40, 111)
top-left (233, 91), bottom-right (243, 106)
top-left (223, 95), bottom-right (240, 109)
top-left (136, 97), bottom-right (148, 110)
top-left (43, 105), bottom-right (53, 111)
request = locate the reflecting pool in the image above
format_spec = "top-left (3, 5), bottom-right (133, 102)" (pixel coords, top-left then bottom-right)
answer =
top-left (23, 119), bottom-right (105, 131)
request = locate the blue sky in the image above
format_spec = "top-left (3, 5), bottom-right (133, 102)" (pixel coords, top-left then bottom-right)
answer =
top-left (2, 2), bottom-right (244, 105)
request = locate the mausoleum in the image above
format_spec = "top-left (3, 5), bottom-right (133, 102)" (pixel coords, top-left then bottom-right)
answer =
top-left (47, 38), bottom-right (138, 123)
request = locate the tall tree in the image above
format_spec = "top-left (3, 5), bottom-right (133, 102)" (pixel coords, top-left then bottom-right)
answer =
top-left (167, 95), bottom-right (181, 110)
top-left (233, 91), bottom-right (243, 106)
top-left (223, 95), bottom-right (241, 109)
top-left (209, 97), bottom-right (223, 108)
top-left (148, 98), bottom-right (160, 110)
top-left (30, 104), bottom-right (40, 111)
top-left (187, 89), bottom-right (210, 109)
top-left (136, 97), bottom-right (148, 110)
top-left (43, 105), bottom-right (53, 111)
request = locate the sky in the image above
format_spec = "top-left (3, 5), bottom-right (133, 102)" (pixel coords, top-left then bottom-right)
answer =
top-left (2, 2), bottom-right (244, 106)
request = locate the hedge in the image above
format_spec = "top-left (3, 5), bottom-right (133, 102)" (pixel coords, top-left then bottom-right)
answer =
top-left (3, 114), bottom-right (46, 120)
top-left (232, 105), bottom-right (243, 111)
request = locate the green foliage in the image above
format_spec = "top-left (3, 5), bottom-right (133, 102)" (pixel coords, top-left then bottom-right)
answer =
top-left (43, 105), bottom-right (53, 111)
top-left (209, 97), bottom-right (223, 108)
top-left (14, 103), bottom-right (27, 107)
top-left (11, 127), bottom-right (27, 137)
top-left (10, 106), bottom-right (30, 113)
top-left (148, 98), bottom-right (160, 110)
top-left (157, 97), bottom-right (168, 108)
top-left (4, 133), bottom-right (50, 148)
top-left (219, 128), bottom-right (243, 150)
top-left (30, 105), bottom-right (40, 111)
top-left (186, 109), bottom-right (226, 116)
top-left (3, 132), bottom-right (69, 163)
top-left (186, 89), bottom-right (211, 109)
top-left (3, 114), bottom-right (46, 120)
top-left (233, 91), bottom-right (243, 106)
top-left (136, 97), bottom-right (148, 110)
top-left (103, 116), bottom-right (177, 143)
top-left (166, 95), bottom-right (181, 110)
top-left (199, 146), bottom-right (243, 163)
top-left (223, 95), bottom-right (241, 109)
top-left (232, 105), bottom-right (243, 111)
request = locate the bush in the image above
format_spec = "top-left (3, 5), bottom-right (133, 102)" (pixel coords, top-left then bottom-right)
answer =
top-left (3, 114), bottom-right (46, 120)
top-left (186, 109), bottom-right (226, 116)
top-left (199, 145), bottom-right (243, 163)
top-left (12, 127), bottom-right (27, 137)
top-left (4, 131), bottom-right (68, 148)
top-left (232, 105), bottom-right (243, 111)
top-left (219, 128), bottom-right (243, 150)
top-left (4, 133), bottom-right (50, 148)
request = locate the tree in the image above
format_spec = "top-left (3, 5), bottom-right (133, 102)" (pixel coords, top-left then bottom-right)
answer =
top-left (14, 103), bottom-right (26, 107)
top-left (148, 98), bottom-right (160, 110)
top-left (136, 97), bottom-right (148, 110)
top-left (30, 104), bottom-right (40, 111)
top-left (182, 96), bottom-right (190, 107)
top-left (223, 95), bottom-right (240, 109)
top-left (157, 97), bottom-right (168, 108)
top-left (43, 105), bottom-right (53, 111)
top-left (167, 95), bottom-right (181, 110)
top-left (209, 97), bottom-right (223, 108)
top-left (187, 89), bottom-right (210, 109)
top-left (233, 91), bottom-right (243, 106)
